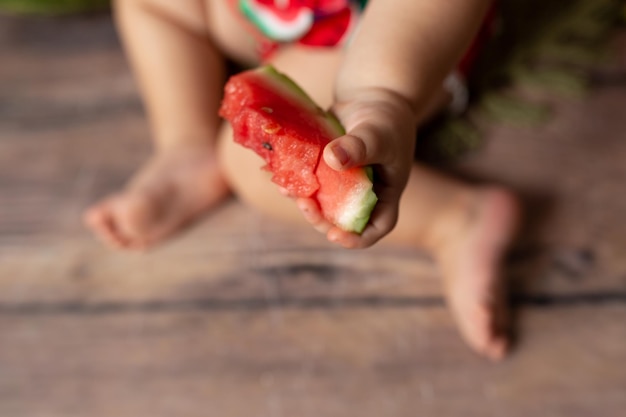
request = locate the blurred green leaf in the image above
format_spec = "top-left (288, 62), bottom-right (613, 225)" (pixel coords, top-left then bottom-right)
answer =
top-left (0, 0), bottom-right (109, 14)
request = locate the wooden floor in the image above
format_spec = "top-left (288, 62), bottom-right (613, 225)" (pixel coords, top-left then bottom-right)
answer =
top-left (1, 14), bottom-right (625, 417)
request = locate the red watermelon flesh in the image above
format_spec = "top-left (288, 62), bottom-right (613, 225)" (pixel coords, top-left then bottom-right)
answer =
top-left (219, 65), bottom-right (377, 233)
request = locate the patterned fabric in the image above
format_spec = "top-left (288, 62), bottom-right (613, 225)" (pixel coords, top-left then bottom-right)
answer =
top-left (236, 0), bottom-right (496, 73)
top-left (238, 0), bottom-right (365, 51)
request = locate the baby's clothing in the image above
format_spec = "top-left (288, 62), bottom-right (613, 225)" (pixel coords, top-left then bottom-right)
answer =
top-left (231, 0), bottom-right (498, 113)
top-left (231, 0), bottom-right (365, 59)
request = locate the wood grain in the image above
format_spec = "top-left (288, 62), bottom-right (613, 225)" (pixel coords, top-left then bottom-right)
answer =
top-left (0, 14), bottom-right (625, 417)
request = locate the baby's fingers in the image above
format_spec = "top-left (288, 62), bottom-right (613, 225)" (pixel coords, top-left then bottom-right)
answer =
top-left (327, 186), bottom-right (399, 249)
top-left (295, 198), bottom-right (377, 248)
top-left (278, 186), bottom-right (291, 196)
top-left (295, 198), bottom-right (333, 236)
top-left (324, 126), bottom-right (391, 171)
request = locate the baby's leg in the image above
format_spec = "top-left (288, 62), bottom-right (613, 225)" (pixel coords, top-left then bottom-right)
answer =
top-left (85, 0), bottom-right (251, 249)
top-left (219, 45), bottom-right (518, 360)
top-left (388, 167), bottom-right (519, 360)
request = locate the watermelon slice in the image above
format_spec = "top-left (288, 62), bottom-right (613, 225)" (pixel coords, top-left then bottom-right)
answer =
top-left (219, 65), bottom-right (377, 234)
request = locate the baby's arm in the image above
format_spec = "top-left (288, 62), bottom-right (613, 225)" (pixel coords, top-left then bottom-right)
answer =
top-left (300, 0), bottom-right (493, 248)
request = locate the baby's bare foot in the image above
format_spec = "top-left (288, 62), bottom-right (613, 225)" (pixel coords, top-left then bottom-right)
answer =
top-left (84, 145), bottom-right (230, 250)
top-left (437, 188), bottom-right (519, 360)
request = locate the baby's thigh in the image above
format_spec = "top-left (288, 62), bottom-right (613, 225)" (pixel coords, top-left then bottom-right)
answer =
top-left (267, 46), bottom-right (344, 109)
top-left (205, 1), bottom-right (259, 65)
top-left (217, 122), bottom-right (305, 224)
top-left (206, 2), bottom-right (344, 86)
top-left (129, 0), bottom-right (207, 32)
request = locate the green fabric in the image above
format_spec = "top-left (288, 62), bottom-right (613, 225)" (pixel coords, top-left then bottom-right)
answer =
top-left (0, 0), bottom-right (109, 14)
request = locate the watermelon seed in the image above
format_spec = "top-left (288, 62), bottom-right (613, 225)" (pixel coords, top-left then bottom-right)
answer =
top-left (261, 106), bottom-right (274, 113)
top-left (262, 142), bottom-right (273, 151)
top-left (262, 122), bottom-right (282, 134)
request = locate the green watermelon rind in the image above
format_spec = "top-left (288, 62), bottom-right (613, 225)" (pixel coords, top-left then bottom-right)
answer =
top-left (259, 66), bottom-right (347, 134)
top-left (336, 166), bottom-right (378, 234)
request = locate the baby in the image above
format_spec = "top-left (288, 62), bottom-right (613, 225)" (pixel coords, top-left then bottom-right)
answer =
top-left (85, 0), bottom-right (519, 360)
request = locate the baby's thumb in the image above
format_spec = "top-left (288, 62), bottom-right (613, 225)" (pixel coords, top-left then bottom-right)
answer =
top-left (323, 124), bottom-right (389, 171)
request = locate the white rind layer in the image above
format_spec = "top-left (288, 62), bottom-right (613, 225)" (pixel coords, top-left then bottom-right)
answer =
top-left (333, 169), bottom-right (377, 233)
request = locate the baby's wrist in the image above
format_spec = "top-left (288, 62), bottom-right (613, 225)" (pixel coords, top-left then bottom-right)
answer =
top-left (332, 86), bottom-right (419, 149)
top-left (336, 86), bottom-right (417, 116)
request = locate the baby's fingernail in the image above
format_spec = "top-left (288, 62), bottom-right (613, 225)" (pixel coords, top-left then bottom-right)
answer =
top-left (330, 144), bottom-right (350, 167)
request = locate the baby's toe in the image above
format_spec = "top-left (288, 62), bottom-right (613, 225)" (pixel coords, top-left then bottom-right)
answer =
top-left (84, 198), bottom-right (132, 249)
top-left (458, 301), bottom-right (509, 361)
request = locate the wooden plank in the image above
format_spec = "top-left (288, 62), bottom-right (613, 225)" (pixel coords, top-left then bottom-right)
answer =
top-left (0, 306), bottom-right (624, 417)
top-left (1, 17), bottom-right (625, 300)
top-left (0, 14), bottom-right (625, 417)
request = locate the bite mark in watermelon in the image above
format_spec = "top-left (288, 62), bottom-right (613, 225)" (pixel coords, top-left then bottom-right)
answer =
top-left (219, 65), bottom-right (377, 234)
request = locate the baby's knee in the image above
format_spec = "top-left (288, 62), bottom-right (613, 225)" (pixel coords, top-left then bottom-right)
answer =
top-left (115, 0), bottom-right (208, 36)
top-left (217, 125), bottom-right (267, 205)
top-left (217, 124), bottom-right (302, 221)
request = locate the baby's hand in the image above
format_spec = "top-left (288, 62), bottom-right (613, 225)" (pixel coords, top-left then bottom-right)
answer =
top-left (297, 87), bottom-right (418, 248)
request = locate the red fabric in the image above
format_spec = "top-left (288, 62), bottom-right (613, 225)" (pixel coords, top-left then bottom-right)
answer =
top-left (230, 0), bottom-right (499, 69)
top-left (299, 6), bottom-right (352, 46)
top-left (232, 0), bottom-right (355, 60)
top-left (458, 3), bottom-right (499, 76)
